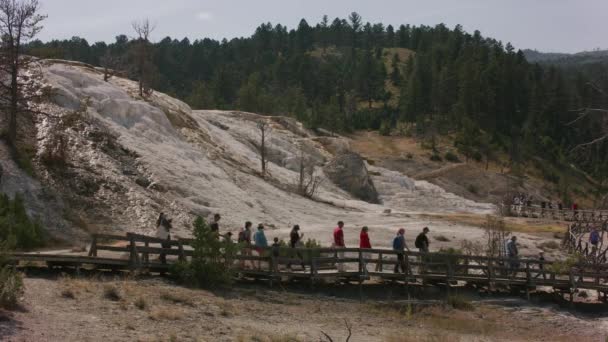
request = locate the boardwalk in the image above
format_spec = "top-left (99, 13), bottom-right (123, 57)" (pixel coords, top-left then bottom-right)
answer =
top-left (504, 204), bottom-right (608, 222)
top-left (9, 232), bottom-right (608, 302)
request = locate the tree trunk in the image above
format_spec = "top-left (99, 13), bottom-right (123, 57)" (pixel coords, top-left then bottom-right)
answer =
top-left (260, 128), bottom-right (266, 177)
top-left (8, 55), bottom-right (19, 145)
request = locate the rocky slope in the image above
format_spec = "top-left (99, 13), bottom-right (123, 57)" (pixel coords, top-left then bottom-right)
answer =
top-left (1, 60), bottom-right (495, 246)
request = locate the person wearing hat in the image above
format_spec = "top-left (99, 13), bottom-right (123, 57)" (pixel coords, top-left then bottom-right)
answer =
top-left (415, 227), bottom-right (430, 253)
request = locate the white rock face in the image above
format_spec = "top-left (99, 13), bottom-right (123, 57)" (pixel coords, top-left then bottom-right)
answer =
top-left (21, 60), bottom-right (497, 248)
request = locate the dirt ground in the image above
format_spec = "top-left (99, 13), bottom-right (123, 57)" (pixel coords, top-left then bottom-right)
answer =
top-left (1, 275), bottom-right (607, 342)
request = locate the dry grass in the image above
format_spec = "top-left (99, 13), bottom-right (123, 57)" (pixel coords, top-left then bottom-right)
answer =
top-left (236, 333), bottom-right (302, 342)
top-left (60, 288), bottom-right (76, 299)
top-left (538, 240), bottom-right (560, 250)
top-left (160, 291), bottom-right (195, 306)
top-left (416, 306), bottom-right (499, 336)
top-left (148, 306), bottom-right (185, 321)
top-left (134, 296), bottom-right (148, 310)
top-left (425, 213), bottom-right (564, 234)
top-left (103, 284), bottom-right (122, 301)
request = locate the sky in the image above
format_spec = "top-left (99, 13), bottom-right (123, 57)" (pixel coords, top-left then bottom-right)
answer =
top-left (37, 0), bottom-right (607, 53)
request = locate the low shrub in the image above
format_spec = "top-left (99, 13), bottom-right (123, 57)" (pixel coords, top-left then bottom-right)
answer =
top-left (134, 297), bottom-right (148, 310)
top-left (429, 154), bottom-right (442, 162)
top-left (103, 284), bottom-right (122, 301)
top-left (467, 184), bottom-right (479, 194)
top-left (472, 151), bottom-right (482, 162)
top-left (379, 120), bottom-right (391, 136)
top-left (548, 253), bottom-right (583, 274)
top-left (0, 193), bottom-right (46, 250)
top-left (537, 240), bottom-right (559, 250)
top-left (434, 235), bottom-right (451, 242)
top-left (0, 265), bottom-right (23, 309)
top-left (406, 153), bottom-right (413, 159)
top-left (170, 217), bottom-right (240, 288)
top-left (444, 151), bottom-right (460, 163)
top-left (447, 295), bottom-right (474, 311)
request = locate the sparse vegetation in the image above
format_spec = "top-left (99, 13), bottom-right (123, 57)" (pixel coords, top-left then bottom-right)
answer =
top-left (446, 295), bottom-right (474, 311)
top-left (466, 184), bottom-right (479, 195)
top-left (537, 240), bottom-right (560, 250)
top-left (433, 235), bottom-right (450, 242)
top-left (103, 284), bottom-right (121, 301)
top-left (134, 296), bottom-right (148, 310)
top-left (444, 151), bottom-right (460, 163)
top-left (0, 255), bottom-right (23, 309)
top-left (61, 288), bottom-right (76, 299)
top-left (0, 193), bottom-right (46, 250)
top-left (429, 153), bottom-right (442, 162)
top-left (149, 306), bottom-right (184, 321)
top-left (160, 291), bottom-right (194, 306)
top-left (170, 216), bottom-right (240, 288)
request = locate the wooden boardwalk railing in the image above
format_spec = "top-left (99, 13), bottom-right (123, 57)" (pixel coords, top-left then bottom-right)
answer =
top-left (564, 222), bottom-right (608, 263)
top-left (8, 232), bottom-right (608, 302)
top-left (503, 204), bottom-right (608, 222)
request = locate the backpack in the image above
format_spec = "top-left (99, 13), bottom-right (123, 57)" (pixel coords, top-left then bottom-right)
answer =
top-left (237, 230), bottom-right (246, 243)
top-left (590, 231), bottom-right (600, 244)
top-left (414, 235), bottom-right (423, 249)
top-left (393, 236), bottom-right (401, 250)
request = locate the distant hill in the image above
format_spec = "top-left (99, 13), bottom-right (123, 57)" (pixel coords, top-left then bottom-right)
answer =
top-left (523, 48), bottom-right (608, 65)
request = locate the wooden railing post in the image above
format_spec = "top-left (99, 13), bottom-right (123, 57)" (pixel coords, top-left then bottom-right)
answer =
top-left (88, 235), bottom-right (97, 257)
top-left (128, 235), bottom-right (139, 271)
top-left (177, 241), bottom-right (185, 262)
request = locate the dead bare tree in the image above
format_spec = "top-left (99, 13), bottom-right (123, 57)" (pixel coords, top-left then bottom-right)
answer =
top-left (100, 50), bottom-right (117, 82)
top-left (320, 319), bottom-right (352, 342)
top-left (0, 0), bottom-right (46, 145)
top-left (296, 147), bottom-right (322, 198)
top-left (257, 120), bottom-right (271, 178)
top-left (131, 18), bottom-right (155, 97)
top-left (483, 215), bottom-right (510, 258)
top-left (568, 82), bottom-right (608, 152)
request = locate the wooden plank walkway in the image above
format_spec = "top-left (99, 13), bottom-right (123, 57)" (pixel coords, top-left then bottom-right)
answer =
top-left (8, 232), bottom-right (608, 302)
top-left (503, 204), bottom-right (608, 222)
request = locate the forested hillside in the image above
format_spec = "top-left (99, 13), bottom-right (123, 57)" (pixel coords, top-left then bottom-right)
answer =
top-left (26, 13), bottom-right (608, 190)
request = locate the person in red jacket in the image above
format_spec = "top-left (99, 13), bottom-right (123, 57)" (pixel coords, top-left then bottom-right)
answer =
top-left (333, 221), bottom-right (345, 271)
top-left (360, 226), bottom-right (371, 273)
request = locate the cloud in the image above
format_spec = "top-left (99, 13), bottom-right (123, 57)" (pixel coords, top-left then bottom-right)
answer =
top-left (196, 11), bottom-right (213, 21)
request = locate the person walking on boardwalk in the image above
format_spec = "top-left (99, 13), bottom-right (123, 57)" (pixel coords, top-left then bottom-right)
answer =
top-left (253, 224), bottom-right (268, 269)
top-left (393, 228), bottom-right (409, 274)
top-left (534, 251), bottom-right (546, 280)
top-left (288, 225), bottom-right (305, 270)
top-left (271, 237), bottom-right (281, 272)
top-left (156, 212), bottom-right (172, 264)
top-left (238, 221), bottom-right (253, 268)
top-left (590, 227), bottom-right (600, 248)
top-left (333, 221), bottom-right (346, 272)
top-left (359, 226), bottom-right (371, 273)
top-left (415, 227), bottom-right (430, 253)
top-left (507, 236), bottom-right (519, 276)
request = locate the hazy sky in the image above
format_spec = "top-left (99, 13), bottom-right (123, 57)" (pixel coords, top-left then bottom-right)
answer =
top-left (37, 0), bottom-right (606, 53)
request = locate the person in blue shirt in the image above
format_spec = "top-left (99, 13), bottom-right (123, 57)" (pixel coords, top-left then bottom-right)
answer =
top-left (393, 228), bottom-right (409, 273)
top-left (253, 224), bottom-right (268, 269)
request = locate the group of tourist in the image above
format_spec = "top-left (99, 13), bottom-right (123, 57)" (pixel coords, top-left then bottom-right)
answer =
top-left (511, 193), bottom-right (579, 212)
top-left (156, 212), bottom-right (437, 273)
top-left (156, 213), bottom-right (543, 277)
